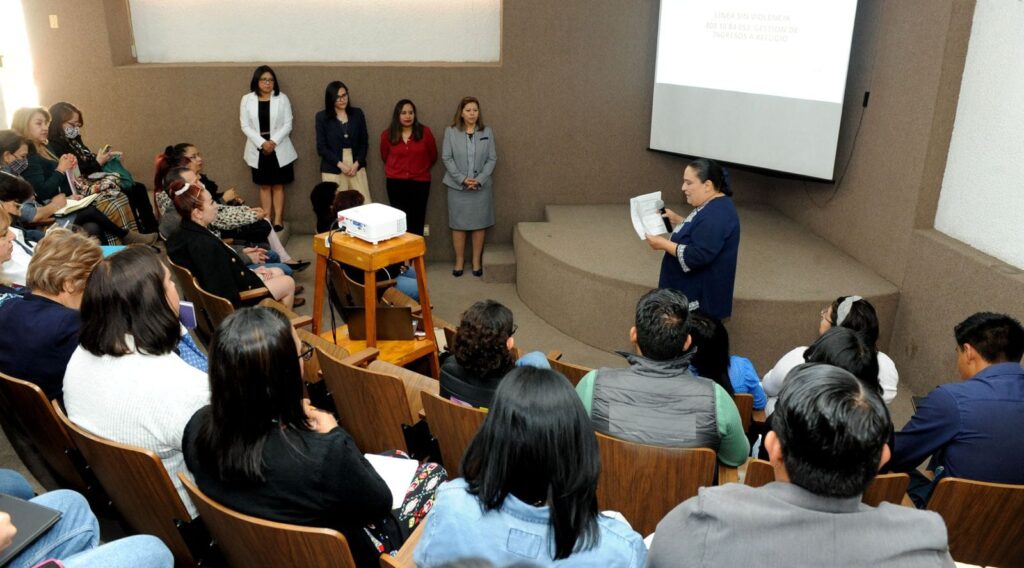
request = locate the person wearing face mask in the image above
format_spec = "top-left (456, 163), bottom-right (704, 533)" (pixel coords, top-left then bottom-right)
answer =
top-left (1, 129), bottom-right (67, 231)
top-left (165, 180), bottom-right (299, 308)
top-left (0, 226), bottom-right (103, 403)
top-left (47, 102), bottom-right (158, 233)
top-left (380, 99), bottom-right (437, 236)
top-left (645, 158), bottom-right (740, 321)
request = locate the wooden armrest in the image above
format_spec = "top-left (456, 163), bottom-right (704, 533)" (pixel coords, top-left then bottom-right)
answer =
top-left (340, 348), bottom-right (380, 367)
top-left (240, 287), bottom-right (271, 303)
top-left (382, 287), bottom-right (420, 310)
top-left (546, 350), bottom-right (563, 361)
top-left (376, 278), bottom-right (398, 290)
top-left (257, 298), bottom-right (312, 329)
top-left (718, 463), bottom-right (740, 485)
top-left (380, 516), bottom-right (426, 568)
top-left (752, 409), bottom-right (767, 425)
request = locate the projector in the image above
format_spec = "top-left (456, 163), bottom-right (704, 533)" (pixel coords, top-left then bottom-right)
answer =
top-left (337, 203), bottom-right (407, 244)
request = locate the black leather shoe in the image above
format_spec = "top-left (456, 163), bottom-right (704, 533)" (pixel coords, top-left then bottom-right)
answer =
top-left (286, 260), bottom-right (311, 273)
top-left (472, 268), bottom-right (483, 277)
top-left (452, 269), bottom-right (464, 277)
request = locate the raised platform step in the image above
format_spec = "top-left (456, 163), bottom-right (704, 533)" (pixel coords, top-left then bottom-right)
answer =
top-left (514, 204), bottom-right (899, 372)
top-left (482, 244), bottom-right (515, 283)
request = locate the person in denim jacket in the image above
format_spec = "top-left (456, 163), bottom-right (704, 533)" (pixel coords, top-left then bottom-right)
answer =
top-left (414, 367), bottom-right (646, 567)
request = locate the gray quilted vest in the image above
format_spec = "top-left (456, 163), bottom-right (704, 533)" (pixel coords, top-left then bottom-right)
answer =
top-left (591, 351), bottom-right (721, 450)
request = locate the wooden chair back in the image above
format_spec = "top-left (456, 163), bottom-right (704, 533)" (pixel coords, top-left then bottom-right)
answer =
top-left (297, 329), bottom-right (350, 385)
top-left (860, 472), bottom-right (910, 507)
top-left (0, 372), bottom-right (92, 493)
top-left (327, 259), bottom-right (357, 309)
top-left (190, 282), bottom-right (237, 332)
top-left (316, 348), bottom-right (415, 454)
top-left (731, 393), bottom-right (753, 432)
top-left (53, 403), bottom-right (197, 566)
top-left (420, 391), bottom-right (487, 476)
top-left (927, 477), bottom-right (1024, 566)
top-left (743, 458), bottom-right (775, 488)
top-left (179, 473), bottom-right (357, 568)
top-left (596, 432), bottom-right (716, 536)
top-left (544, 351), bottom-right (592, 387)
top-left (442, 323), bottom-right (457, 352)
top-left (168, 259), bottom-right (215, 345)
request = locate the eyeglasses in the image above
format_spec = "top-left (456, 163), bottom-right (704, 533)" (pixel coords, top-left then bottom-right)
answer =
top-left (299, 341), bottom-right (314, 361)
top-left (259, 78), bottom-right (275, 83)
top-left (336, 93), bottom-right (349, 100)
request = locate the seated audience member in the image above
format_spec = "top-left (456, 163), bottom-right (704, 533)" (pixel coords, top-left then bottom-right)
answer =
top-left (888, 312), bottom-right (1024, 507)
top-left (165, 179), bottom-right (299, 308)
top-left (415, 367), bottom-right (646, 567)
top-left (686, 311), bottom-right (767, 410)
top-left (331, 189), bottom-right (419, 301)
top-left (1, 470), bottom-right (173, 568)
top-left (47, 101), bottom-right (157, 232)
top-left (441, 299), bottom-right (548, 408)
top-left (63, 246), bottom-right (209, 518)
top-left (1, 131), bottom-right (66, 234)
top-left (0, 227), bottom-right (101, 401)
top-left (763, 295), bottom-right (899, 412)
top-left (0, 207), bottom-right (32, 286)
top-left (804, 327), bottom-right (882, 395)
top-left (162, 167), bottom-right (302, 276)
top-left (574, 289), bottom-right (748, 466)
top-left (183, 307), bottom-right (444, 568)
top-left (311, 180), bottom-right (339, 232)
top-left (648, 364), bottom-right (953, 567)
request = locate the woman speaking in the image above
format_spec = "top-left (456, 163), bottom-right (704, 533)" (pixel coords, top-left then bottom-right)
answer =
top-left (645, 158), bottom-right (740, 320)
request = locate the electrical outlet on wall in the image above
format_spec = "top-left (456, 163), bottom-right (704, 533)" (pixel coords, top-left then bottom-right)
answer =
top-left (423, 224), bottom-right (430, 237)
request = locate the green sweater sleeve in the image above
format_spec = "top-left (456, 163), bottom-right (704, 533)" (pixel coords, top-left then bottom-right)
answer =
top-left (575, 370), bottom-right (598, 416)
top-left (715, 384), bottom-right (750, 466)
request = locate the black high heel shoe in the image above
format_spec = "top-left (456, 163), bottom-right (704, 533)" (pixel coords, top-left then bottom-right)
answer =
top-left (285, 260), bottom-right (311, 273)
top-left (452, 267), bottom-right (464, 277)
top-left (472, 268), bottom-right (483, 277)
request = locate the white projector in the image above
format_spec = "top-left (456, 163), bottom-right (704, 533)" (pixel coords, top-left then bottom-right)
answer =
top-left (337, 203), bottom-right (407, 244)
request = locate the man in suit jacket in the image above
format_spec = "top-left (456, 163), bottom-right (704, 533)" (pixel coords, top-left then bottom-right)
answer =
top-left (648, 364), bottom-right (954, 567)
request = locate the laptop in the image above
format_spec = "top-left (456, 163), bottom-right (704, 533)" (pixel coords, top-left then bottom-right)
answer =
top-left (342, 306), bottom-right (415, 340)
top-left (0, 494), bottom-right (62, 566)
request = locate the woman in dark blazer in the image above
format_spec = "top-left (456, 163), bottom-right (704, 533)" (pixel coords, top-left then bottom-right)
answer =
top-left (645, 158), bottom-right (740, 320)
top-left (315, 81), bottom-right (370, 203)
top-left (441, 97), bottom-right (497, 277)
top-left (165, 180), bottom-right (297, 308)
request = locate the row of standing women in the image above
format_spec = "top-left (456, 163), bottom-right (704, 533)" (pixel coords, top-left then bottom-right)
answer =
top-left (241, 66), bottom-right (496, 276)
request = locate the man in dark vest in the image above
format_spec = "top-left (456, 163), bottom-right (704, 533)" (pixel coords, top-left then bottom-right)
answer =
top-left (574, 288), bottom-right (748, 466)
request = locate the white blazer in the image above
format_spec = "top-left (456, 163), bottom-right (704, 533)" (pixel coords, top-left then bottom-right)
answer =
top-left (239, 91), bottom-right (298, 169)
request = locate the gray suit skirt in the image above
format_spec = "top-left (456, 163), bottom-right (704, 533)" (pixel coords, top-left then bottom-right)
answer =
top-left (447, 184), bottom-right (494, 230)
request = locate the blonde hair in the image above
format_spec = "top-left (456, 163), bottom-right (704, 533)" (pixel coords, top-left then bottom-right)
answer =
top-left (11, 107), bottom-right (57, 161)
top-left (26, 228), bottom-right (103, 295)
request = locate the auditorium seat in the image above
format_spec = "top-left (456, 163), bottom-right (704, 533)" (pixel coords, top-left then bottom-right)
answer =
top-left (927, 477), bottom-right (1024, 566)
top-left (860, 473), bottom-right (911, 507)
top-left (168, 260), bottom-right (216, 346)
top-left (179, 472), bottom-right (357, 568)
top-left (732, 393), bottom-right (754, 432)
top-left (420, 391), bottom-right (486, 476)
top-left (379, 522), bottom-right (424, 568)
top-left (544, 351), bottom-right (592, 387)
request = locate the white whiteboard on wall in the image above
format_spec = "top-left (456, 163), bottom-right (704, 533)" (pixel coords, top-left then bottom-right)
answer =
top-left (935, 1), bottom-right (1024, 269)
top-left (128, 0), bottom-right (501, 63)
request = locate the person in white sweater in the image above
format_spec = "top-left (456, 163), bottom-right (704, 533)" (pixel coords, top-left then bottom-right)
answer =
top-left (763, 295), bottom-right (899, 414)
top-left (63, 246), bottom-right (208, 518)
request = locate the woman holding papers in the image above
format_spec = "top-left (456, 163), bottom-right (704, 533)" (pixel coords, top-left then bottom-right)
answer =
top-left (645, 158), bottom-right (740, 320)
top-left (183, 307), bottom-right (444, 568)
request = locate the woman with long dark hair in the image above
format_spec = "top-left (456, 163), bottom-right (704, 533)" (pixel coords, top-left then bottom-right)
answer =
top-left (380, 99), bottom-right (437, 235)
top-left (316, 81), bottom-right (370, 203)
top-left (686, 311), bottom-right (767, 410)
top-left (415, 366), bottom-right (646, 566)
top-left (183, 307), bottom-right (444, 568)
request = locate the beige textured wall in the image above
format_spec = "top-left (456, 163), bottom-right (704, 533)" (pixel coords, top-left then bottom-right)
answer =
top-left (21, 0), bottom-right (1023, 394)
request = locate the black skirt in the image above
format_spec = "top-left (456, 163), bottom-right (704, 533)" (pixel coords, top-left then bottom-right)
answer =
top-left (252, 151), bottom-right (294, 185)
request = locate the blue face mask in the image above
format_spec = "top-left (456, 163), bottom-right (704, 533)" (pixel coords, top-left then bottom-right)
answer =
top-left (63, 125), bottom-right (81, 139)
top-left (3, 158), bottom-right (28, 176)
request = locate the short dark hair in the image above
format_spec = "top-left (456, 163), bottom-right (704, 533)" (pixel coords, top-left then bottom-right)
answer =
top-left (828, 295), bottom-right (881, 346)
top-left (688, 158), bottom-right (732, 196)
top-left (0, 172), bottom-right (34, 203)
top-left (802, 327), bottom-right (881, 397)
top-left (324, 81), bottom-right (350, 116)
top-left (686, 311), bottom-right (734, 395)
top-left (772, 363), bottom-right (892, 498)
top-left (462, 366), bottom-right (600, 560)
top-left (195, 307), bottom-right (309, 482)
top-left (250, 65), bottom-right (280, 95)
top-left (0, 129), bottom-right (28, 157)
top-left (451, 300), bottom-right (516, 378)
top-left (154, 143), bottom-right (193, 192)
top-left (79, 246), bottom-right (180, 357)
top-left (635, 288), bottom-right (691, 360)
top-left (331, 188), bottom-right (364, 216)
top-left (163, 166), bottom-right (191, 191)
top-left (387, 99), bottom-right (424, 145)
top-left (954, 312), bottom-right (1024, 363)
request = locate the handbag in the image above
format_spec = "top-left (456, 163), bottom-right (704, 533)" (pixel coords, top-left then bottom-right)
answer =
top-left (102, 155), bottom-right (136, 189)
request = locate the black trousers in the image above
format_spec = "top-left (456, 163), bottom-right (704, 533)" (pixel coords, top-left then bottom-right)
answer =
top-left (386, 178), bottom-right (430, 236)
top-left (125, 182), bottom-right (158, 233)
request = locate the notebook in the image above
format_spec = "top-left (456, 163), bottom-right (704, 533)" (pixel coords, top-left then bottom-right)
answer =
top-left (342, 306), bottom-right (415, 340)
top-left (0, 494), bottom-right (62, 566)
top-left (363, 454), bottom-right (419, 509)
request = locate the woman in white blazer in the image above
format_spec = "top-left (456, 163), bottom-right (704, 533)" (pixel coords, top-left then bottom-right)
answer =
top-left (240, 65), bottom-right (297, 232)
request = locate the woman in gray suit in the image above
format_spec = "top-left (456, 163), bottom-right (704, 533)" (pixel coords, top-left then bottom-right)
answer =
top-left (442, 96), bottom-right (496, 277)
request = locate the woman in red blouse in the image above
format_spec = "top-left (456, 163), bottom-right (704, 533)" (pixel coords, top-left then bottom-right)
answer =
top-left (380, 99), bottom-right (437, 236)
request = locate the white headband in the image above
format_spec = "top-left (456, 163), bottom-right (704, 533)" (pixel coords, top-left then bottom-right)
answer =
top-left (173, 183), bottom-right (192, 196)
top-left (836, 295), bottom-right (864, 326)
